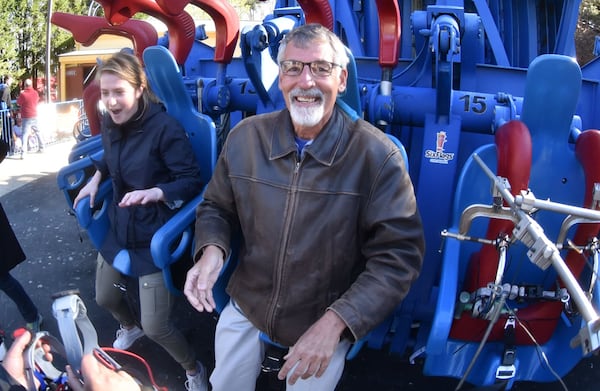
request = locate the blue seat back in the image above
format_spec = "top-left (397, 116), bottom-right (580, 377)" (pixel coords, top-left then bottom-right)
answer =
top-left (143, 45), bottom-right (217, 186)
top-left (336, 46), bottom-right (362, 120)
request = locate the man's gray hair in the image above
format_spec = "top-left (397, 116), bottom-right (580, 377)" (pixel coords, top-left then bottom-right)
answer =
top-left (277, 23), bottom-right (350, 69)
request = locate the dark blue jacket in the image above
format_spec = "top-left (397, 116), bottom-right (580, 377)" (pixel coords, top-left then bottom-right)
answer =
top-left (94, 99), bottom-right (202, 276)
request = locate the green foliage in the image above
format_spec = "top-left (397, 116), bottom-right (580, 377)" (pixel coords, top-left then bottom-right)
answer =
top-left (185, 0), bottom-right (263, 20)
top-left (577, 0), bottom-right (600, 65)
top-left (0, 0), bottom-right (21, 80)
top-left (228, 0), bottom-right (262, 12)
top-left (0, 0), bottom-right (88, 88)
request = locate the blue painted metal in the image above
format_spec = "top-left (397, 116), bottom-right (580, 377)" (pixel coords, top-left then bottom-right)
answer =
top-left (53, 0), bottom-right (600, 388)
top-left (143, 45), bottom-right (217, 186)
top-left (67, 135), bottom-right (102, 163)
top-left (73, 178), bottom-right (112, 251)
top-left (57, 149), bottom-right (105, 208)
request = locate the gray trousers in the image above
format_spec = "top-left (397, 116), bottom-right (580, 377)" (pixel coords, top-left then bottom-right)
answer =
top-left (95, 254), bottom-right (197, 371)
top-left (210, 300), bottom-right (351, 391)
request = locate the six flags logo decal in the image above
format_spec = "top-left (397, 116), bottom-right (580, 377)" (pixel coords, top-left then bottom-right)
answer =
top-left (424, 131), bottom-right (455, 164)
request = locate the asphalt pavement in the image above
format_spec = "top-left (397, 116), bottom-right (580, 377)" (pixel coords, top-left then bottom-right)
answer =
top-left (0, 139), bottom-right (598, 390)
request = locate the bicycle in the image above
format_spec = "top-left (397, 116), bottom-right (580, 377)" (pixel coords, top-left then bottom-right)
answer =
top-left (13, 124), bottom-right (41, 156)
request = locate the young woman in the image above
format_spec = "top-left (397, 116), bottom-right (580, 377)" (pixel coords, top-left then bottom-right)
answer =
top-left (73, 51), bottom-right (207, 391)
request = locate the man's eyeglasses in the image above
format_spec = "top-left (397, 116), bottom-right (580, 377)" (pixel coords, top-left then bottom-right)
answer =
top-left (279, 60), bottom-right (342, 77)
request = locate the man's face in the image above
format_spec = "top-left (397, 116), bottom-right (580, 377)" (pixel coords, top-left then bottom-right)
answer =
top-left (278, 41), bottom-right (347, 137)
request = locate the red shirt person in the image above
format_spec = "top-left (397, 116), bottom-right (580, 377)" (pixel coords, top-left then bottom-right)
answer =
top-left (15, 79), bottom-right (43, 157)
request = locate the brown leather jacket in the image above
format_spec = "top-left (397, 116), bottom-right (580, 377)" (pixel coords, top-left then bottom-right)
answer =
top-left (194, 106), bottom-right (425, 347)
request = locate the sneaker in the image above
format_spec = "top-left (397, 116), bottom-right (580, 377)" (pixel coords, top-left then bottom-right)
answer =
top-left (185, 362), bottom-right (208, 391)
top-left (112, 325), bottom-right (144, 350)
top-left (26, 314), bottom-right (43, 333)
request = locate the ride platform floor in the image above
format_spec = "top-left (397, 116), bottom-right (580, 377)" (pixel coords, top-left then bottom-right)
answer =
top-left (0, 140), bottom-right (598, 390)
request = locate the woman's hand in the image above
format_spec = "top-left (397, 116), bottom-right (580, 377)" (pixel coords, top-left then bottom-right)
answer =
top-left (118, 187), bottom-right (164, 207)
top-left (73, 170), bottom-right (102, 209)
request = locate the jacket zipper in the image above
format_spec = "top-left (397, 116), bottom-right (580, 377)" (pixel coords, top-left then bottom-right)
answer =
top-left (266, 156), bottom-right (302, 340)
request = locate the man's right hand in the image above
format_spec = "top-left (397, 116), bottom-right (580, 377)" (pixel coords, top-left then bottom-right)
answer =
top-left (184, 244), bottom-right (225, 312)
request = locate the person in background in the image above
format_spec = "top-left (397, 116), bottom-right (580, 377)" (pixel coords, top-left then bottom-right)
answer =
top-left (0, 76), bottom-right (14, 155)
top-left (0, 140), bottom-right (43, 333)
top-left (16, 78), bottom-right (43, 158)
top-left (1, 76), bottom-right (13, 110)
top-left (73, 51), bottom-right (208, 391)
top-left (185, 23), bottom-right (425, 391)
top-left (11, 116), bottom-right (23, 157)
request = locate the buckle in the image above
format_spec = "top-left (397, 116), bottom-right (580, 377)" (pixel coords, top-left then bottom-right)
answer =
top-left (261, 345), bottom-right (288, 373)
top-left (497, 316), bottom-right (517, 381)
top-left (22, 329), bottom-right (69, 391)
top-left (496, 364), bottom-right (516, 380)
top-left (496, 346), bottom-right (516, 380)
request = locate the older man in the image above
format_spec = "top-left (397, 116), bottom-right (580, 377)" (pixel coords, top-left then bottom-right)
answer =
top-left (185, 23), bottom-right (425, 391)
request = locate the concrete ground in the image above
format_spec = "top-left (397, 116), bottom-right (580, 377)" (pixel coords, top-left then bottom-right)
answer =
top-left (0, 139), bottom-right (598, 390)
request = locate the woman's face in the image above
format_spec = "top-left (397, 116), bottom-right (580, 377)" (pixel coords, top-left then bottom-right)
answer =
top-left (100, 72), bottom-right (143, 125)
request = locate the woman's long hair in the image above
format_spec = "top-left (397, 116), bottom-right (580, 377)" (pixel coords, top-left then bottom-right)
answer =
top-left (98, 51), bottom-right (160, 110)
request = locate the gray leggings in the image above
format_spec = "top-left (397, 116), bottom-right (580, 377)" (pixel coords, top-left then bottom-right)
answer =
top-left (95, 254), bottom-right (197, 371)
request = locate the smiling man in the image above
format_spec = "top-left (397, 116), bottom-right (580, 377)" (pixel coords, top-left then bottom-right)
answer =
top-left (185, 23), bottom-right (425, 391)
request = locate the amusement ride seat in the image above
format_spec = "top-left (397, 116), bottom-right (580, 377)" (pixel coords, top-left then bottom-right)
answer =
top-left (425, 54), bottom-right (600, 387)
top-left (57, 45), bottom-right (217, 294)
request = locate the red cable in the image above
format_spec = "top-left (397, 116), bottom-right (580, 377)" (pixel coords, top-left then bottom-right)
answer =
top-left (94, 347), bottom-right (169, 391)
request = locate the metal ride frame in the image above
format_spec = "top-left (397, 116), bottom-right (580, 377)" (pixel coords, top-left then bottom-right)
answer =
top-left (443, 154), bottom-right (600, 388)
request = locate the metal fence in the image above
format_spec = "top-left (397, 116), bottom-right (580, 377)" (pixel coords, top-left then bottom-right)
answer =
top-left (0, 107), bottom-right (14, 153)
top-left (0, 99), bottom-right (85, 155)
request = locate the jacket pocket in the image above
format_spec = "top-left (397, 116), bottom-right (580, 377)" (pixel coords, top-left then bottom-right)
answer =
top-left (123, 203), bottom-right (171, 248)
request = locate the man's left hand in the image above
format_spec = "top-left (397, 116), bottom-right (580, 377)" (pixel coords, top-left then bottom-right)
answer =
top-left (278, 310), bottom-right (347, 385)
